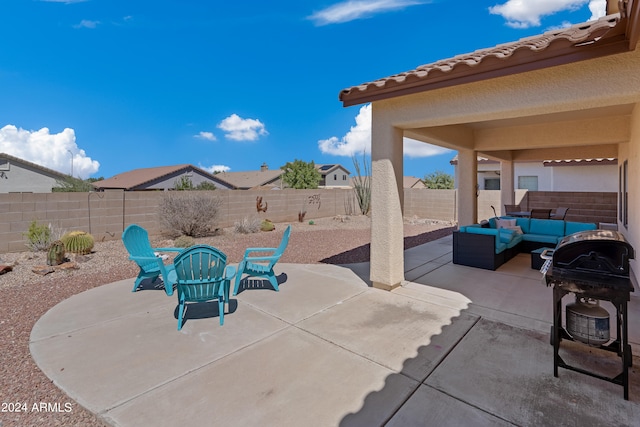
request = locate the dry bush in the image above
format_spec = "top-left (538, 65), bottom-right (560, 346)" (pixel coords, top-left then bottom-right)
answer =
top-left (234, 216), bottom-right (261, 234)
top-left (159, 192), bottom-right (223, 238)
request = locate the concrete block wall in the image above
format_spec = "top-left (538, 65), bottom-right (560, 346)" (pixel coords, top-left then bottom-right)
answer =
top-left (522, 191), bottom-right (617, 224)
top-left (404, 189), bottom-right (457, 221)
top-left (0, 189), bottom-right (617, 253)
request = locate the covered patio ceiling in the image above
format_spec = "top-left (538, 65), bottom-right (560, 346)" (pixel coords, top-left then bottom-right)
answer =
top-left (404, 103), bottom-right (634, 162)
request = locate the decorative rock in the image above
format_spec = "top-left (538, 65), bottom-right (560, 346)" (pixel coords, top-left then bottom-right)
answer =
top-left (0, 265), bottom-right (13, 275)
top-left (56, 262), bottom-right (79, 271)
top-left (33, 266), bottom-right (55, 276)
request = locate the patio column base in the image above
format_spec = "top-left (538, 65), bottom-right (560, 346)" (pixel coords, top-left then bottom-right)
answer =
top-left (372, 281), bottom-right (402, 291)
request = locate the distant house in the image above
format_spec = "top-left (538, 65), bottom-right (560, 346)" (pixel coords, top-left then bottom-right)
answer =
top-left (93, 164), bottom-right (232, 191)
top-left (214, 163), bottom-right (284, 190)
top-left (0, 153), bottom-right (69, 193)
top-left (450, 155), bottom-right (617, 192)
top-left (316, 164), bottom-right (351, 188)
top-left (404, 176), bottom-right (426, 189)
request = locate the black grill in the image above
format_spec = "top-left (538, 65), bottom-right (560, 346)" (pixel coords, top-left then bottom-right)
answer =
top-left (544, 229), bottom-right (635, 400)
top-left (546, 230), bottom-right (634, 290)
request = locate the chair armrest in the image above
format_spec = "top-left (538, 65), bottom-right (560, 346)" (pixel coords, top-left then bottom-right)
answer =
top-left (223, 265), bottom-right (236, 279)
top-left (129, 255), bottom-right (165, 263)
top-left (245, 255), bottom-right (279, 262)
top-left (243, 247), bottom-right (277, 257)
top-left (152, 247), bottom-right (184, 253)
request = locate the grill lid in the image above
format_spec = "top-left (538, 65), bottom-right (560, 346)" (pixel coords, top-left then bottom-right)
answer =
top-left (550, 229), bottom-right (634, 284)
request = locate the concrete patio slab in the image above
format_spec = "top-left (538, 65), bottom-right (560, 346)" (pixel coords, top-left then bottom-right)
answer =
top-left (28, 238), bottom-right (640, 427)
top-left (426, 318), bottom-right (640, 426)
top-left (298, 288), bottom-right (479, 382)
top-left (235, 263), bottom-right (368, 323)
top-left (386, 384), bottom-right (513, 427)
top-left (30, 282), bottom-right (289, 414)
top-left (30, 278), bottom-right (171, 340)
top-left (104, 327), bottom-right (419, 427)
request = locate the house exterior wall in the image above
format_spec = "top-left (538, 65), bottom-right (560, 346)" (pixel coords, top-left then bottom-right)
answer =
top-left (321, 166), bottom-right (350, 188)
top-left (0, 161), bottom-right (62, 193)
top-left (550, 164), bottom-right (617, 192)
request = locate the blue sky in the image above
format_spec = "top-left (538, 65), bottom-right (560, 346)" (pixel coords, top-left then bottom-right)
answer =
top-left (0, 0), bottom-right (606, 180)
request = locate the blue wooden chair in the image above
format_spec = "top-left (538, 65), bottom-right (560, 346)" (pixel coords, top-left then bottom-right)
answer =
top-left (173, 245), bottom-right (236, 329)
top-left (122, 224), bottom-right (183, 296)
top-left (233, 225), bottom-right (291, 296)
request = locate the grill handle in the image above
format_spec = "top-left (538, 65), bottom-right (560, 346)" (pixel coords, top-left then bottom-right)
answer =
top-left (541, 249), bottom-right (554, 261)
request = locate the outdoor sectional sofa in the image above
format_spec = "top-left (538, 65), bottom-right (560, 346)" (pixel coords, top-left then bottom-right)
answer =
top-left (452, 216), bottom-right (597, 270)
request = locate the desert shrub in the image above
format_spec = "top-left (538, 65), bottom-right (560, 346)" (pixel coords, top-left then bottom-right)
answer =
top-left (61, 231), bottom-right (95, 255)
top-left (24, 220), bottom-right (51, 251)
top-left (260, 219), bottom-right (275, 232)
top-left (159, 192), bottom-right (223, 238)
top-left (174, 235), bottom-right (195, 248)
top-left (234, 216), bottom-right (261, 234)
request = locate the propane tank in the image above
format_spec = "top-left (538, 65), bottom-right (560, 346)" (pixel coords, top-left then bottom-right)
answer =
top-left (566, 297), bottom-right (610, 346)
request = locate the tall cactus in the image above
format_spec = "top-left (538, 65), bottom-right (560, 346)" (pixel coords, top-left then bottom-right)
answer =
top-left (47, 240), bottom-right (66, 266)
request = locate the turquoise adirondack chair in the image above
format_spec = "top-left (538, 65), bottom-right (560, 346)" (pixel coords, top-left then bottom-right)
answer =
top-left (173, 245), bottom-right (236, 329)
top-left (122, 224), bottom-right (183, 295)
top-left (233, 225), bottom-right (291, 296)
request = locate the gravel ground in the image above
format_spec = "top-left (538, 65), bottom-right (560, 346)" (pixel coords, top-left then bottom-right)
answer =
top-left (0, 215), bottom-right (454, 427)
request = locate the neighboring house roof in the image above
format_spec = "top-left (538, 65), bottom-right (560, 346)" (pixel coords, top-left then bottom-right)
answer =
top-left (315, 164), bottom-right (351, 175)
top-left (0, 152), bottom-right (68, 180)
top-left (450, 155), bottom-right (617, 167)
top-left (543, 158), bottom-right (618, 167)
top-left (94, 164), bottom-right (227, 190)
top-left (339, 8), bottom-right (639, 106)
top-left (214, 169), bottom-right (283, 190)
top-left (404, 176), bottom-right (426, 189)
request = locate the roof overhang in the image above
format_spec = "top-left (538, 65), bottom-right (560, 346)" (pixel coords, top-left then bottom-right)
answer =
top-left (339, 1), bottom-right (640, 107)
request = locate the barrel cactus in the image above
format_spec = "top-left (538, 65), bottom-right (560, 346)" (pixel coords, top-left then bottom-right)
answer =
top-left (47, 240), bottom-right (66, 266)
top-left (61, 231), bottom-right (95, 255)
top-left (260, 219), bottom-right (275, 232)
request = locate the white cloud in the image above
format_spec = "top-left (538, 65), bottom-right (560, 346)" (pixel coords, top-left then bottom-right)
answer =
top-left (217, 114), bottom-right (268, 141)
top-left (318, 104), bottom-right (452, 158)
top-left (195, 131), bottom-right (217, 141)
top-left (588, 0), bottom-right (607, 20)
top-left (73, 19), bottom-right (100, 29)
top-left (308, 0), bottom-right (428, 26)
top-left (0, 125), bottom-right (100, 179)
top-left (489, 0), bottom-right (605, 28)
top-left (202, 164), bottom-right (230, 174)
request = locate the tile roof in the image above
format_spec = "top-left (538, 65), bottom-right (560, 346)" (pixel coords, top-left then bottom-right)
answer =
top-left (94, 164), bottom-right (225, 190)
top-left (0, 152), bottom-right (68, 179)
top-left (214, 169), bottom-right (283, 190)
top-left (339, 12), bottom-right (633, 106)
top-left (542, 158), bottom-right (617, 166)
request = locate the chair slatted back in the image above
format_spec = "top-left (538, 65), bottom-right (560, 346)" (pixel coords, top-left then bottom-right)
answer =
top-left (174, 245), bottom-right (228, 301)
top-left (122, 224), bottom-right (157, 272)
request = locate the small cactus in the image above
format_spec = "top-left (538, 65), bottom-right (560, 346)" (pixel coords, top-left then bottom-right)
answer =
top-left (260, 219), bottom-right (275, 232)
top-left (47, 240), bottom-right (66, 266)
top-left (61, 231), bottom-right (94, 255)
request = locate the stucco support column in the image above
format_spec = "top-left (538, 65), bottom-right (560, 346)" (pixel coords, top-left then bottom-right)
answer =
top-left (457, 149), bottom-right (477, 226)
top-left (500, 160), bottom-right (515, 215)
top-left (370, 121), bottom-right (404, 291)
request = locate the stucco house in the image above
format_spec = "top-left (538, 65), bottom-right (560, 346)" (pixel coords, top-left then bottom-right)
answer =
top-left (94, 164), bottom-right (232, 191)
top-left (214, 163), bottom-right (284, 190)
top-left (316, 164), bottom-right (351, 188)
top-left (339, 1), bottom-right (640, 290)
top-left (451, 155), bottom-right (618, 191)
top-left (0, 153), bottom-right (69, 193)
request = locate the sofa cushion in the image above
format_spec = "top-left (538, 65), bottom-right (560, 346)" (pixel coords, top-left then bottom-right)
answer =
top-left (496, 218), bottom-right (517, 229)
top-left (522, 233), bottom-right (562, 245)
top-left (565, 221), bottom-right (597, 236)
top-left (529, 218), bottom-right (565, 236)
top-left (515, 218), bottom-right (530, 234)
